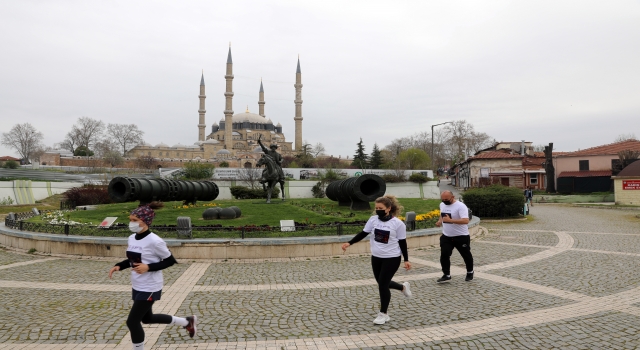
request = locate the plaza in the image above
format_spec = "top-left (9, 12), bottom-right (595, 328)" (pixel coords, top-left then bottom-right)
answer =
top-left (0, 204), bottom-right (639, 349)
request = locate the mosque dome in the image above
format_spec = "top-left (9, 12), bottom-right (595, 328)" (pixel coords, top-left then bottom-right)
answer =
top-left (171, 143), bottom-right (186, 149)
top-left (193, 141), bottom-right (204, 146)
top-left (232, 110), bottom-right (271, 124)
top-left (276, 122), bottom-right (282, 127)
top-left (203, 139), bottom-right (219, 144)
top-left (186, 145), bottom-right (199, 149)
top-left (217, 149), bottom-right (231, 154)
top-left (253, 146), bottom-right (263, 153)
top-left (155, 142), bottom-right (169, 148)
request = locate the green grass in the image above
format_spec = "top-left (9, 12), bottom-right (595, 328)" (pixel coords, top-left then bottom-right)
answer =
top-left (0, 194), bottom-right (66, 216)
top-left (25, 198), bottom-right (441, 227)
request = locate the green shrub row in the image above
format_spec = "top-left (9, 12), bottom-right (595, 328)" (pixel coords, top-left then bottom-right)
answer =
top-left (230, 186), bottom-right (280, 199)
top-left (462, 185), bottom-right (524, 218)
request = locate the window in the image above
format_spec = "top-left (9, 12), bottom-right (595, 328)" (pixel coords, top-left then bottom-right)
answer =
top-left (530, 173), bottom-right (538, 184)
top-left (579, 160), bottom-right (589, 171)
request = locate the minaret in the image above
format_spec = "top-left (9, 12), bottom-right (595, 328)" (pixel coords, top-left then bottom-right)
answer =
top-left (224, 46), bottom-right (234, 149)
top-left (258, 79), bottom-right (265, 117)
top-left (294, 57), bottom-right (303, 151)
top-left (198, 71), bottom-right (206, 141)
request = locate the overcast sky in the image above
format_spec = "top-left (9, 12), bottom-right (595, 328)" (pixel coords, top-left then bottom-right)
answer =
top-left (1, 1), bottom-right (639, 160)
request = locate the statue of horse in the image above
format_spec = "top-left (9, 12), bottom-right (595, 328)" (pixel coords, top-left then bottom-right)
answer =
top-left (256, 155), bottom-right (285, 203)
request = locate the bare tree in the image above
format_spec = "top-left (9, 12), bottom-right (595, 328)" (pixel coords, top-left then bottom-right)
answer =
top-left (135, 155), bottom-right (159, 170)
top-left (107, 123), bottom-right (144, 156)
top-left (30, 145), bottom-right (52, 163)
top-left (615, 133), bottom-right (637, 142)
top-left (311, 142), bottom-right (326, 158)
top-left (237, 167), bottom-right (262, 189)
top-left (72, 117), bottom-right (105, 151)
top-left (1, 123), bottom-right (44, 162)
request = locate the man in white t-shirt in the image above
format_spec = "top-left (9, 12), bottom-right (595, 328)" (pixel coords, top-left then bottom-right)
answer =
top-left (435, 190), bottom-right (474, 283)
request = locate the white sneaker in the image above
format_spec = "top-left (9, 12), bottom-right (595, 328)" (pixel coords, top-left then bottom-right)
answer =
top-left (402, 282), bottom-right (412, 298)
top-left (373, 312), bottom-right (390, 325)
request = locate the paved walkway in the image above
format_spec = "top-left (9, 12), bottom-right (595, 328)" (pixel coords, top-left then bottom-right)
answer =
top-left (1, 205), bottom-right (639, 349)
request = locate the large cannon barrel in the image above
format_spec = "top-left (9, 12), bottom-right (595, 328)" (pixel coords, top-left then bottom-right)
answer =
top-left (108, 176), bottom-right (219, 203)
top-left (326, 174), bottom-right (386, 210)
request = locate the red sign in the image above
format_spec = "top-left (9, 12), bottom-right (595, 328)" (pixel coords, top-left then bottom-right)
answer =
top-left (622, 180), bottom-right (640, 190)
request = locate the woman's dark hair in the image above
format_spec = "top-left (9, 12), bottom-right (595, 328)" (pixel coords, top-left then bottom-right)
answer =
top-left (375, 195), bottom-right (404, 217)
top-left (140, 201), bottom-right (164, 210)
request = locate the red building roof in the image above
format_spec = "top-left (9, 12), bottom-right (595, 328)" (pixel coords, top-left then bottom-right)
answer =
top-left (0, 156), bottom-right (19, 161)
top-left (469, 151), bottom-right (524, 160)
top-left (558, 170), bottom-right (612, 178)
top-left (561, 140), bottom-right (640, 157)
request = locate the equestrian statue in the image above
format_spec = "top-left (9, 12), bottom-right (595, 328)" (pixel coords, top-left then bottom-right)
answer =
top-left (257, 134), bottom-right (286, 203)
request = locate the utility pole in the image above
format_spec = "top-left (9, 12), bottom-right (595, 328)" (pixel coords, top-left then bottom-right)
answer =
top-left (431, 121), bottom-right (453, 172)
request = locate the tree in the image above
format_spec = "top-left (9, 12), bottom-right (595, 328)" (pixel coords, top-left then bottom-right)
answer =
top-left (295, 142), bottom-right (315, 168)
top-left (60, 127), bottom-right (82, 154)
top-left (103, 151), bottom-right (124, 168)
top-left (352, 138), bottom-right (368, 169)
top-left (369, 143), bottom-right (383, 169)
top-left (617, 149), bottom-right (640, 172)
top-left (1, 123), bottom-right (44, 162)
top-left (238, 167), bottom-right (262, 189)
top-left (615, 133), bottom-right (637, 142)
top-left (107, 123), bottom-right (145, 156)
top-left (71, 117), bottom-right (105, 151)
top-left (180, 161), bottom-right (215, 180)
top-left (135, 155), bottom-right (158, 170)
top-left (311, 142), bottom-right (326, 158)
top-left (398, 148), bottom-right (430, 170)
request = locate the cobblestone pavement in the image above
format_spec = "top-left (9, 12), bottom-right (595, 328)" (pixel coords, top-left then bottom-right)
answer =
top-left (0, 204), bottom-right (639, 349)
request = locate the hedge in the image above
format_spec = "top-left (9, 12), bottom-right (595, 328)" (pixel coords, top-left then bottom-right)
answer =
top-left (462, 185), bottom-right (524, 218)
top-left (230, 186), bottom-right (281, 199)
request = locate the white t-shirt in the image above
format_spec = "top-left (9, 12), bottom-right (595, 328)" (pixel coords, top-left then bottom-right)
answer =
top-left (439, 200), bottom-right (470, 237)
top-left (363, 216), bottom-right (407, 258)
top-left (126, 232), bottom-right (172, 292)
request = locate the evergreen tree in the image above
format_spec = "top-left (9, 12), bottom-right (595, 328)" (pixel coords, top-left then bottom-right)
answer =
top-left (351, 138), bottom-right (369, 168)
top-left (369, 143), bottom-right (383, 169)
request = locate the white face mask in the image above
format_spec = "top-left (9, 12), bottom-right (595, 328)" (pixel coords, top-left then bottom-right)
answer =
top-left (129, 222), bottom-right (143, 233)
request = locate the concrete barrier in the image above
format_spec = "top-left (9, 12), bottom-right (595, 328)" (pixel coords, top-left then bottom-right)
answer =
top-left (0, 217), bottom-right (481, 259)
top-left (0, 181), bottom-right (82, 205)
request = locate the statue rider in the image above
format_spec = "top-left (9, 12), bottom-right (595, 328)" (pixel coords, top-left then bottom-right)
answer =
top-left (257, 134), bottom-right (285, 184)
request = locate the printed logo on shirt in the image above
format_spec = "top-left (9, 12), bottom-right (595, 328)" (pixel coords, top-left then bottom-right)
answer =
top-left (374, 228), bottom-right (390, 244)
top-left (126, 251), bottom-right (142, 267)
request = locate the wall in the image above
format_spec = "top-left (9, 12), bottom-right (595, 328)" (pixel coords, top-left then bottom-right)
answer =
top-left (0, 217), bottom-right (482, 259)
top-left (0, 181), bottom-right (82, 204)
top-left (554, 155), bottom-right (616, 187)
top-left (614, 178), bottom-right (640, 205)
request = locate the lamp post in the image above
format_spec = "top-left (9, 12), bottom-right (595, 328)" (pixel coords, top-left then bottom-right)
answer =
top-left (431, 121), bottom-right (453, 173)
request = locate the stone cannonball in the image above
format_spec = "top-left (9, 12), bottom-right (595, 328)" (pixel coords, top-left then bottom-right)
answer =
top-left (229, 206), bottom-right (242, 218)
top-left (219, 207), bottom-right (237, 219)
top-left (202, 208), bottom-right (220, 220)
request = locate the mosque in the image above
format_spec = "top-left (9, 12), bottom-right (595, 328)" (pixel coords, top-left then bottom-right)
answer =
top-left (128, 47), bottom-right (303, 168)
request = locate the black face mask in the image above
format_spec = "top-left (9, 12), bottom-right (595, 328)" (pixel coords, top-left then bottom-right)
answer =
top-left (375, 209), bottom-right (388, 219)
top-left (442, 200), bottom-right (452, 205)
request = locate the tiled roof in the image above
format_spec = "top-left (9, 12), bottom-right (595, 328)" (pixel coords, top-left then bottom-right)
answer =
top-left (560, 140), bottom-right (640, 157)
top-left (617, 161), bottom-right (640, 177)
top-left (557, 170), bottom-right (612, 178)
top-left (469, 151), bottom-right (523, 160)
top-left (0, 156), bottom-right (19, 161)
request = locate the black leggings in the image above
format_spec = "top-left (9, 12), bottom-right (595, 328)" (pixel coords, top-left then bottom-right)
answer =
top-left (371, 256), bottom-right (403, 313)
top-left (127, 301), bottom-right (172, 344)
top-left (440, 235), bottom-right (474, 275)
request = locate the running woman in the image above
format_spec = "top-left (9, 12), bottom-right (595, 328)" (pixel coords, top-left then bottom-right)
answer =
top-left (342, 195), bottom-right (412, 325)
top-left (108, 202), bottom-right (197, 350)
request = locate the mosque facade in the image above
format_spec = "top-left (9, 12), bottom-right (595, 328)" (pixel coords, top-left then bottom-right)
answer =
top-left (128, 47), bottom-right (303, 168)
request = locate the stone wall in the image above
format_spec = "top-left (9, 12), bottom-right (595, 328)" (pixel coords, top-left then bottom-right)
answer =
top-left (614, 178), bottom-right (640, 205)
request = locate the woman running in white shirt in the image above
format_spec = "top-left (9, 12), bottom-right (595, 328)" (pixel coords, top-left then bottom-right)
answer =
top-left (108, 202), bottom-right (197, 350)
top-left (342, 195), bottom-right (412, 325)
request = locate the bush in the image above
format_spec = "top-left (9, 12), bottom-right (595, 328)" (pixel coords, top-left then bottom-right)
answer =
top-left (179, 161), bottom-right (215, 180)
top-left (462, 185), bottom-right (524, 218)
top-left (381, 174), bottom-right (405, 183)
top-left (3, 160), bottom-right (19, 169)
top-left (74, 146), bottom-right (94, 156)
top-left (230, 186), bottom-right (280, 199)
top-left (219, 161), bottom-right (230, 168)
top-left (409, 173), bottom-right (430, 183)
top-left (63, 185), bottom-right (112, 206)
top-left (311, 182), bottom-right (325, 198)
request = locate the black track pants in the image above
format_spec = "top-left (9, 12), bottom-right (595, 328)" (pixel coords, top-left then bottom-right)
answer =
top-left (371, 256), bottom-right (403, 313)
top-left (440, 234), bottom-right (474, 275)
top-left (127, 301), bottom-right (172, 344)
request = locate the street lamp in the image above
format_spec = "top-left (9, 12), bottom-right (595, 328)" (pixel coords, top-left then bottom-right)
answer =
top-left (431, 121), bottom-right (453, 173)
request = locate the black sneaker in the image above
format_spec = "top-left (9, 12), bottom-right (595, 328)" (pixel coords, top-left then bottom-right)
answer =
top-left (437, 275), bottom-right (451, 283)
top-left (465, 272), bottom-right (474, 282)
top-left (185, 315), bottom-right (197, 338)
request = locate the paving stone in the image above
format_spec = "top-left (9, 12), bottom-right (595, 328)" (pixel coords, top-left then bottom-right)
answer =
top-left (412, 241), bottom-right (548, 268)
top-left (0, 249), bottom-right (39, 266)
top-left (489, 250), bottom-right (640, 297)
top-left (0, 259), bottom-right (191, 285)
top-left (570, 232), bottom-right (640, 253)
top-left (478, 230), bottom-right (559, 247)
top-left (197, 256), bottom-right (439, 286)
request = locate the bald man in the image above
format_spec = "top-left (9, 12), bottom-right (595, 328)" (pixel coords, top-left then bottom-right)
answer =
top-left (435, 190), bottom-right (474, 283)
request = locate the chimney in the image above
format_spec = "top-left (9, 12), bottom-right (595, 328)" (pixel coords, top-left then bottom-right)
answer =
top-left (521, 140), bottom-right (525, 156)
